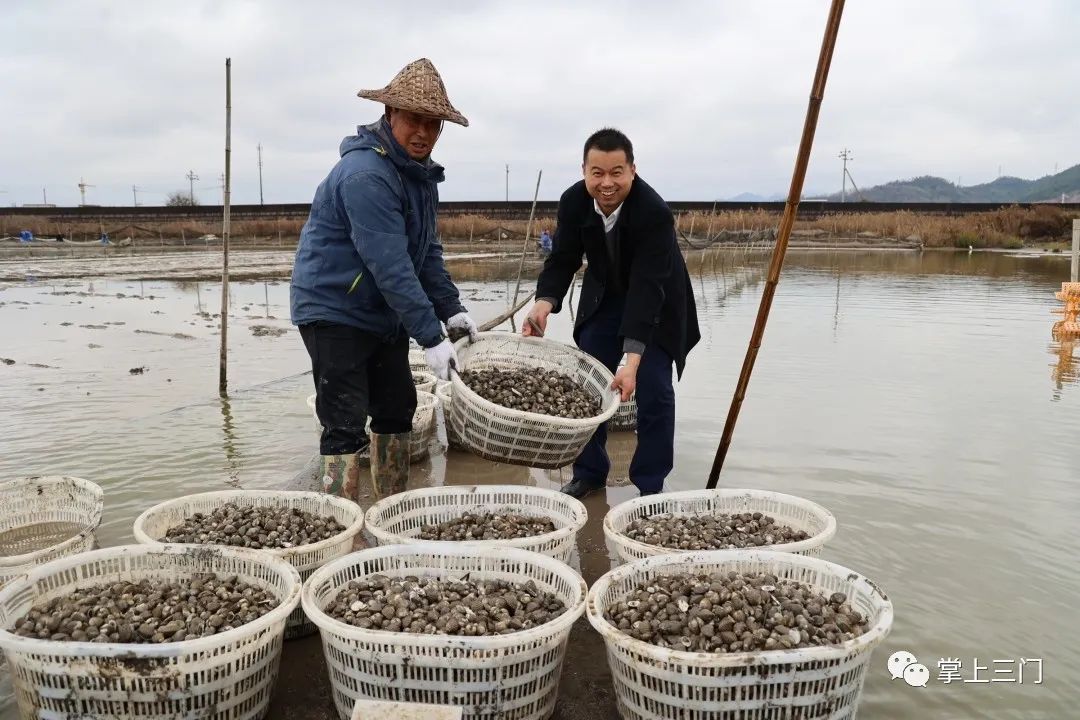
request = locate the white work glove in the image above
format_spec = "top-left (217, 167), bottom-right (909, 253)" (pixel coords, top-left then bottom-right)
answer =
top-left (446, 312), bottom-right (479, 342)
top-left (424, 338), bottom-right (459, 381)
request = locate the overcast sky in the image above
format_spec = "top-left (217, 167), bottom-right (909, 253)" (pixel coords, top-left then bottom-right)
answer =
top-left (3, 0), bottom-right (1078, 207)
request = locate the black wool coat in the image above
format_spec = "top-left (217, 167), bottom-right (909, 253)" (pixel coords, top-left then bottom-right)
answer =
top-left (536, 176), bottom-right (700, 377)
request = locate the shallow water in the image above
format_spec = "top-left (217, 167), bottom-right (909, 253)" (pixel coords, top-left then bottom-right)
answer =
top-left (0, 249), bottom-right (1077, 718)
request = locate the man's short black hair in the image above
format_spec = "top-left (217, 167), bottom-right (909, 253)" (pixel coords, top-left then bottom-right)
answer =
top-left (583, 128), bottom-right (634, 165)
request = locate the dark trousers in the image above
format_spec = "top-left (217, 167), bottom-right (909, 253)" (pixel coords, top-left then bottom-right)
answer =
top-left (573, 294), bottom-right (675, 494)
top-left (299, 322), bottom-right (416, 456)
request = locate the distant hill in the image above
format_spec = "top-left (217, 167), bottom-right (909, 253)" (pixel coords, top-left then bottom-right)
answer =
top-left (825, 163), bottom-right (1080, 203)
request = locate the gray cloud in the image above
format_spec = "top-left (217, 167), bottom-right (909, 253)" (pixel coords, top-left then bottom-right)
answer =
top-left (1, 0), bottom-right (1076, 206)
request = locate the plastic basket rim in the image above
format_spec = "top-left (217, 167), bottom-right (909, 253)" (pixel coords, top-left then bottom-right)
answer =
top-left (603, 488), bottom-right (838, 558)
top-left (301, 542), bottom-right (587, 650)
top-left (412, 369), bottom-right (437, 384)
top-left (434, 382), bottom-right (452, 402)
top-left (415, 389), bottom-right (440, 412)
top-left (308, 392), bottom-right (439, 431)
top-left (310, 391), bottom-right (439, 412)
top-left (585, 548), bottom-right (893, 668)
top-left (0, 475), bottom-right (104, 568)
top-left (131, 489), bottom-right (366, 560)
top-left (0, 543), bottom-right (302, 658)
top-left (364, 484), bottom-right (588, 550)
top-left (449, 332), bottom-right (620, 428)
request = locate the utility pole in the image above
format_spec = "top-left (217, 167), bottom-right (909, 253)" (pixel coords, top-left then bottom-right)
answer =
top-left (131, 185), bottom-right (142, 206)
top-left (838, 149), bottom-right (852, 203)
top-left (186, 170), bottom-right (199, 204)
top-left (42, 187), bottom-right (47, 205)
top-left (505, 164), bottom-right (509, 202)
top-left (77, 177), bottom-right (95, 206)
top-left (257, 143), bottom-right (264, 205)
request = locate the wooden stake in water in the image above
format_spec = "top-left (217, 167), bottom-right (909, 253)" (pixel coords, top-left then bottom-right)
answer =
top-left (510, 170), bottom-right (543, 311)
top-left (219, 57), bottom-right (232, 396)
top-left (1072, 219), bottom-right (1079, 283)
top-left (707, 0), bottom-right (846, 489)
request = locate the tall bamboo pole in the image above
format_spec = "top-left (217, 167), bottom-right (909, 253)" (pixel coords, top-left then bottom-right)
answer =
top-left (706, 0), bottom-right (846, 489)
top-left (510, 170), bottom-right (543, 310)
top-left (218, 58), bottom-right (232, 396)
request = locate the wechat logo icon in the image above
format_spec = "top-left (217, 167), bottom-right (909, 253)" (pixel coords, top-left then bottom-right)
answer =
top-left (888, 650), bottom-right (930, 688)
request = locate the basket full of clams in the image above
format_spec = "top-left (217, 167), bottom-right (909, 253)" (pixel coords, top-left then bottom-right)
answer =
top-left (586, 549), bottom-right (893, 720)
top-left (302, 543), bottom-right (586, 720)
top-left (133, 489), bottom-right (365, 638)
top-left (604, 488), bottom-right (837, 564)
top-left (449, 332), bottom-right (619, 469)
top-left (364, 484), bottom-right (587, 562)
top-left (0, 543), bottom-right (301, 719)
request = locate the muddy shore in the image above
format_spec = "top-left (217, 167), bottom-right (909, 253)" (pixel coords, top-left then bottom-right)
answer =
top-left (0, 236), bottom-right (922, 284)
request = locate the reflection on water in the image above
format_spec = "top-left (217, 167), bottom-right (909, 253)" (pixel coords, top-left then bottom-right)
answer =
top-left (1049, 331), bottom-right (1080, 400)
top-left (1, 249), bottom-right (1078, 719)
top-left (219, 394), bottom-right (242, 487)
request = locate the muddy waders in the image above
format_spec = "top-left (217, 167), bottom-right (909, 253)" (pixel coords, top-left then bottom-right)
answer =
top-left (369, 432), bottom-right (410, 497)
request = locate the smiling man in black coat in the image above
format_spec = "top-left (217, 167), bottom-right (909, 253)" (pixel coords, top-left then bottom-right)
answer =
top-left (523, 128), bottom-right (700, 497)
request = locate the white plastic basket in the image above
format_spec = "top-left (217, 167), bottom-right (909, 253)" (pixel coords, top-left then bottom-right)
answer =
top-left (308, 391), bottom-right (441, 463)
top-left (0, 543), bottom-right (302, 720)
top-left (610, 395), bottom-right (638, 431)
top-left (132, 490), bottom-right (365, 638)
top-left (412, 370), bottom-right (437, 394)
top-left (605, 489), bottom-right (837, 564)
top-left (352, 699), bottom-right (462, 720)
top-left (609, 358), bottom-right (637, 431)
top-left (434, 380), bottom-right (463, 450)
top-left (364, 485), bottom-right (588, 562)
top-left (449, 332), bottom-right (619, 469)
top-left (586, 549), bottom-right (893, 720)
top-left (409, 348), bottom-right (429, 373)
top-left (0, 475), bottom-right (104, 587)
top-left (407, 390), bottom-right (440, 461)
top-left (302, 543), bottom-right (587, 720)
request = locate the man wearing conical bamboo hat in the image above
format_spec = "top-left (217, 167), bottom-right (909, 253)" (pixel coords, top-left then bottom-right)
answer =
top-left (290, 58), bottom-right (477, 503)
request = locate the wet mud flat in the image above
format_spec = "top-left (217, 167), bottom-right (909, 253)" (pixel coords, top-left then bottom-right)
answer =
top-left (0, 247), bottom-right (523, 283)
top-left (2, 250), bottom-right (1078, 719)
